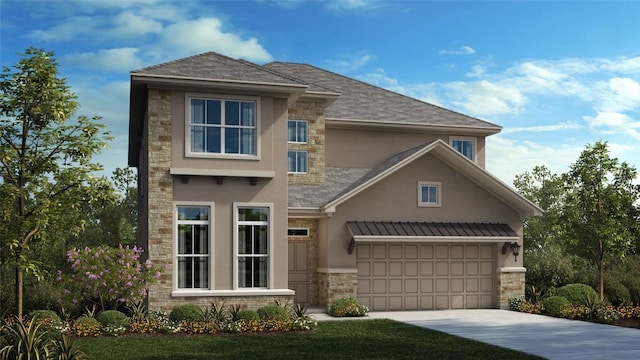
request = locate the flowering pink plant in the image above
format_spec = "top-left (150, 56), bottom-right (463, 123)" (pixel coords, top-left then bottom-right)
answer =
top-left (58, 245), bottom-right (162, 311)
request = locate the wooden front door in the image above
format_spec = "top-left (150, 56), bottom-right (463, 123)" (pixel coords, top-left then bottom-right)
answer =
top-left (288, 241), bottom-right (309, 304)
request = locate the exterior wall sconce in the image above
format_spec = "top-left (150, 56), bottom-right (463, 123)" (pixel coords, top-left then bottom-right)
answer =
top-left (502, 242), bottom-right (522, 262)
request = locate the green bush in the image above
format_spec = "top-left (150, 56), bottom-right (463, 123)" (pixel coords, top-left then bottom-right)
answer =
top-left (28, 310), bottom-right (62, 326)
top-left (555, 283), bottom-right (599, 306)
top-left (169, 304), bottom-right (204, 322)
top-left (329, 297), bottom-right (369, 317)
top-left (257, 305), bottom-right (289, 321)
top-left (236, 309), bottom-right (259, 321)
top-left (603, 274), bottom-right (631, 306)
top-left (73, 316), bottom-right (102, 337)
top-left (542, 296), bottom-right (571, 317)
top-left (524, 246), bottom-right (575, 302)
top-left (96, 310), bottom-right (129, 327)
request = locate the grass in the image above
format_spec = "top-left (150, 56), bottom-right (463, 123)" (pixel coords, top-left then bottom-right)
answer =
top-left (76, 319), bottom-right (543, 359)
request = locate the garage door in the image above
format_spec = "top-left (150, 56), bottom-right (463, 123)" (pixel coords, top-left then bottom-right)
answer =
top-left (356, 243), bottom-right (495, 311)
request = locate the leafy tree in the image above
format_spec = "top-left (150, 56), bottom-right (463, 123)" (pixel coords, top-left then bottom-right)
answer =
top-left (0, 47), bottom-right (112, 317)
top-left (513, 165), bottom-right (567, 252)
top-left (562, 141), bottom-right (639, 301)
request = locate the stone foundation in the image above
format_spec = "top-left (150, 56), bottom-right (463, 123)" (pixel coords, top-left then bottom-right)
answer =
top-left (497, 267), bottom-right (526, 309)
top-left (317, 271), bottom-right (357, 309)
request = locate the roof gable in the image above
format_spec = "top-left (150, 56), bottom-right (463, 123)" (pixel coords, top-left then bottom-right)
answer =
top-left (322, 139), bottom-right (542, 218)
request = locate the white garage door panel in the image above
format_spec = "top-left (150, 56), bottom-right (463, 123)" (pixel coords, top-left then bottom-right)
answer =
top-left (356, 243), bottom-right (495, 311)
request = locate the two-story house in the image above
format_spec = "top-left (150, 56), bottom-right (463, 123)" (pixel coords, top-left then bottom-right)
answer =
top-left (128, 52), bottom-right (541, 312)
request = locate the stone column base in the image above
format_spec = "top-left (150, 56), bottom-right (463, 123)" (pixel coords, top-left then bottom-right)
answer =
top-left (317, 269), bottom-right (357, 309)
top-left (497, 267), bottom-right (526, 309)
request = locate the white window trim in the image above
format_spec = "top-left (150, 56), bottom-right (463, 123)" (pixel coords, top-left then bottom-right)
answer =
top-left (233, 202), bottom-right (274, 290)
top-left (171, 201), bottom-right (215, 296)
top-left (449, 136), bottom-right (476, 162)
top-left (288, 150), bottom-right (308, 174)
top-left (418, 181), bottom-right (441, 207)
top-left (287, 120), bottom-right (308, 144)
top-left (184, 92), bottom-right (261, 160)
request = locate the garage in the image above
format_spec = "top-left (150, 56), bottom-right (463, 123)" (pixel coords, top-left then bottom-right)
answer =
top-left (356, 243), bottom-right (495, 311)
top-left (347, 221), bottom-right (519, 311)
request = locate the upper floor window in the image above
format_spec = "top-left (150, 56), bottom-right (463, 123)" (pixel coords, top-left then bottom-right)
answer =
top-left (451, 138), bottom-right (474, 161)
top-left (418, 181), bottom-right (441, 207)
top-left (288, 120), bottom-right (308, 143)
top-left (176, 205), bottom-right (212, 290)
top-left (189, 97), bottom-right (257, 155)
top-left (288, 151), bottom-right (308, 173)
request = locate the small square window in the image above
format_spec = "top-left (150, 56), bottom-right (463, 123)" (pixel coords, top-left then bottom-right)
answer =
top-left (288, 151), bottom-right (308, 173)
top-left (418, 181), bottom-right (441, 207)
top-left (288, 120), bottom-right (308, 143)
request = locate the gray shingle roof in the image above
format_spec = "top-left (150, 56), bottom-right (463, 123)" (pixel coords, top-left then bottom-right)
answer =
top-left (263, 62), bottom-right (499, 129)
top-left (132, 52), bottom-right (305, 86)
top-left (346, 221), bottom-right (518, 238)
top-left (289, 167), bottom-right (371, 208)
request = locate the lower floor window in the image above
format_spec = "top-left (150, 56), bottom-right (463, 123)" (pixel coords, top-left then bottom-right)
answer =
top-left (236, 205), bottom-right (271, 288)
top-left (176, 205), bottom-right (211, 289)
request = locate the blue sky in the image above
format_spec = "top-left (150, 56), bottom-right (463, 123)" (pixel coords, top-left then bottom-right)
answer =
top-left (1, 0), bottom-right (639, 186)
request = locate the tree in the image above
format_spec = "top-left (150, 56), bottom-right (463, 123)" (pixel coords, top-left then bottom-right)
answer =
top-left (562, 141), bottom-right (640, 301)
top-left (0, 47), bottom-right (112, 317)
top-left (513, 165), bottom-right (567, 252)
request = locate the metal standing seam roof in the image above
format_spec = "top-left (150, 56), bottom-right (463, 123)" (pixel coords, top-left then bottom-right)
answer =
top-left (346, 221), bottom-right (519, 238)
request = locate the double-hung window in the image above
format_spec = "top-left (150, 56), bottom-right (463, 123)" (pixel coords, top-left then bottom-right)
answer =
top-left (287, 120), bottom-right (308, 173)
top-left (451, 138), bottom-right (474, 161)
top-left (288, 151), bottom-right (308, 173)
top-left (418, 181), bottom-right (441, 207)
top-left (189, 97), bottom-right (257, 156)
top-left (287, 120), bottom-right (308, 143)
top-left (176, 205), bottom-right (212, 289)
top-left (236, 205), bottom-right (271, 288)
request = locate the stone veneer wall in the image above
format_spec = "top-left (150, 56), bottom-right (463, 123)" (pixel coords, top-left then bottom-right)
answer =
top-left (287, 100), bottom-right (325, 185)
top-left (287, 218), bottom-right (319, 305)
top-left (497, 268), bottom-right (526, 309)
top-left (317, 272), bottom-right (358, 309)
top-left (145, 89), bottom-right (175, 311)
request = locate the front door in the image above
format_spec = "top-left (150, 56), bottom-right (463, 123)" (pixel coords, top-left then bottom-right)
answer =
top-left (288, 241), bottom-right (309, 304)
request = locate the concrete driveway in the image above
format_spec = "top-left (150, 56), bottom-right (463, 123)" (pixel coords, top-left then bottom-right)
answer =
top-left (311, 309), bottom-right (640, 359)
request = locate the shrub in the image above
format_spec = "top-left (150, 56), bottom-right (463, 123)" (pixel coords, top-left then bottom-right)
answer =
top-left (508, 298), bottom-right (525, 311)
top-left (0, 318), bottom-right (56, 359)
top-left (556, 283), bottom-right (599, 307)
top-left (524, 246), bottom-right (575, 301)
top-left (594, 304), bottom-right (621, 324)
top-left (236, 309), bottom-right (259, 321)
top-left (28, 310), bottom-right (62, 328)
top-left (169, 304), bottom-right (204, 322)
top-left (96, 310), bottom-right (129, 328)
top-left (603, 273), bottom-right (631, 306)
top-left (517, 301), bottom-right (542, 314)
top-left (542, 296), bottom-right (571, 317)
top-left (72, 317), bottom-right (102, 337)
top-left (257, 305), bottom-right (289, 321)
top-left (329, 297), bottom-right (369, 317)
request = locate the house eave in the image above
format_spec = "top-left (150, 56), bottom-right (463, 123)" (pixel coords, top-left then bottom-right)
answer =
top-left (326, 117), bottom-right (502, 136)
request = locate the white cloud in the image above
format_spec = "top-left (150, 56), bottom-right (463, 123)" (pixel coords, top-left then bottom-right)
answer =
top-left (325, 0), bottom-right (372, 11)
top-left (112, 12), bottom-right (163, 37)
top-left (156, 17), bottom-right (272, 62)
top-left (327, 54), bottom-right (374, 72)
top-left (597, 77), bottom-right (640, 113)
top-left (584, 112), bottom-right (640, 140)
top-left (502, 122), bottom-right (584, 134)
top-left (446, 80), bottom-right (527, 116)
top-left (29, 16), bottom-right (100, 41)
top-left (439, 46), bottom-right (476, 56)
top-left (486, 136), bottom-right (584, 186)
top-left (63, 48), bottom-right (144, 72)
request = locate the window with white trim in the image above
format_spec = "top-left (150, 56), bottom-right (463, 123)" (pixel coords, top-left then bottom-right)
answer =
top-left (451, 138), bottom-right (474, 161)
top-left (176, 205), bottom-right (212, 289)
top-left (236, 206), bottom-right (270, 288)
top-left (287, 120), bottom-right (308, 143)
top-left (418, 181), bottom-right (441, 207)
top-left (189, 97), bottom-right (257, 155)
top-left (288, 151), bottom-right (308, 173)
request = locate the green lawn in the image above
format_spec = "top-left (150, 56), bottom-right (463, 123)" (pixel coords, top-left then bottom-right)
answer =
top-left (76, 319), bottom-right (543, 359)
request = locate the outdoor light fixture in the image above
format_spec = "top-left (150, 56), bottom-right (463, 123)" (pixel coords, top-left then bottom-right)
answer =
top-left (502, 242), bottom-right (522, 262)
